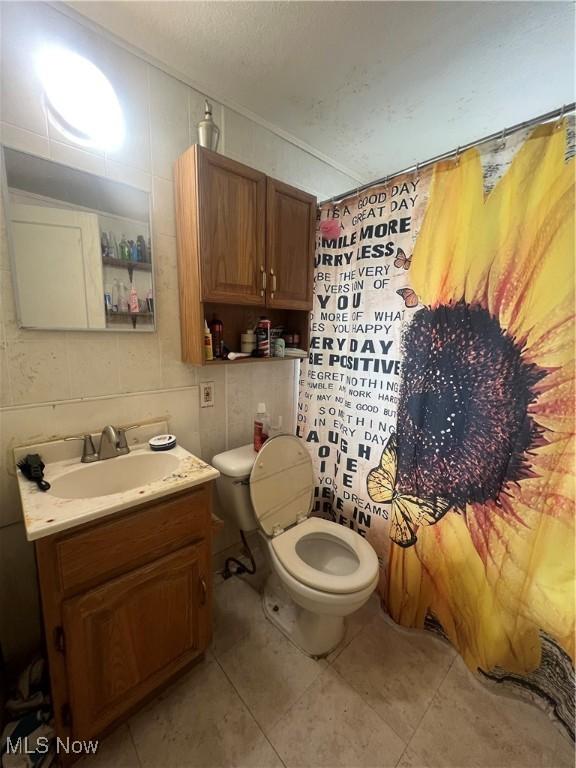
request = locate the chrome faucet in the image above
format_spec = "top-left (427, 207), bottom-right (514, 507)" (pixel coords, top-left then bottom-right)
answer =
top-left (98, 425), bottom-right (124, 460)
top-left (66, 425), bottom-right (140, 462)
top-left (98, 424), bottom-right (141, 460)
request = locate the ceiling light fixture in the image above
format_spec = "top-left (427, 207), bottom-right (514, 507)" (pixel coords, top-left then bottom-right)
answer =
top-left (36, 47), bottom-right (124, 151)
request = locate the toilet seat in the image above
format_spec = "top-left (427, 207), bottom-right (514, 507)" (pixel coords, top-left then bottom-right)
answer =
top-left (271, 518), bottom-right (379, 594)
top-left (249, 435), bottom-right (379, 596)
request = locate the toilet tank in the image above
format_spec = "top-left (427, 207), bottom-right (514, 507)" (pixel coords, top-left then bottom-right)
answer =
top-left (212, 444), bottom-right (259, 532)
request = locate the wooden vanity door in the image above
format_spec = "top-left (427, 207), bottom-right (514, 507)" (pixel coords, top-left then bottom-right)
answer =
top-left (266, 178), bottom-right (316, 310)
top-left (197, 149), bottom-right (266, 304)
top-left (62, 544), bottom-right (208, 739)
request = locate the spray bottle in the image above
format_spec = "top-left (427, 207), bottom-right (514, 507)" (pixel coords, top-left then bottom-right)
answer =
top-left (253, 403), bottom-right (270, 452)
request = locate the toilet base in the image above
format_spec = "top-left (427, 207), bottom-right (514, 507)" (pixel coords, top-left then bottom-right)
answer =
top-left (262, 574), bottom-right (345, 658)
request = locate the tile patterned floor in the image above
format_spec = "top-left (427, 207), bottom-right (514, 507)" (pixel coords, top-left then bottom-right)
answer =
top-left (83, 577), bottom-right (575, 768)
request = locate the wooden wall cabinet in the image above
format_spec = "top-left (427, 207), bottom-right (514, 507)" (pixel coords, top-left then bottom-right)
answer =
top-left (35, 485), bottom-right (214, 743)
top-left (175, 146), bottom-right (316, 364)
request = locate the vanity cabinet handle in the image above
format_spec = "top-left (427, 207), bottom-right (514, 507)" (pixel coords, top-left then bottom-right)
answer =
top-left (200, 577), bottom-right (207, 605)
top-left (260, 266), bottom-right (267, 297)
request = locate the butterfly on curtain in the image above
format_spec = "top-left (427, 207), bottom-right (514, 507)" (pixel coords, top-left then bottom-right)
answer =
top-left (366, 433), bottom-right (451, 548)
top-left (396, 287), bottom-right (419, 308)
top-left (394, 247), bottom-right (412, 270)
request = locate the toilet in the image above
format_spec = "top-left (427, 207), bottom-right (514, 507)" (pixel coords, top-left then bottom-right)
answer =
top-left (212, 435), bottom-right (379, 657)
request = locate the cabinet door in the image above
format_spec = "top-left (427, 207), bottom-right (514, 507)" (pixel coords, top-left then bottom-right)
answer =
top-left (266, 178), bottom-right (316, 310)
top-left (198, 149), bottom-right (266, 304)
top-left (62, 544), bottom-right (209, 739)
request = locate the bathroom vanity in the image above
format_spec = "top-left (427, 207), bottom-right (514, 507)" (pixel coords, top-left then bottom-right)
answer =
top-left (15, 426), bottom-right (220, 744)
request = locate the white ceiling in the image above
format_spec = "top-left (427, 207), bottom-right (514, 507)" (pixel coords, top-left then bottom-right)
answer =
top-left (70, 1), bottom-right (575, 183)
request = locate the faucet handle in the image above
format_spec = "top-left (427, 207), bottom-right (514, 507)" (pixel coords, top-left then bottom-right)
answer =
top-left (65, 434), bottom-right (98, 463)
top-left (117, 424), bottom-right (141, 451)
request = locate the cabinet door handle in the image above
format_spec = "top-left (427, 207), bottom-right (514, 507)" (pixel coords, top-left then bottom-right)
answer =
top-left (260, 266), bottom-right (267, 296)
top-left (270, 269), bottom-right (277, 299)
top-left (200, 577), bottom-right (207, 605)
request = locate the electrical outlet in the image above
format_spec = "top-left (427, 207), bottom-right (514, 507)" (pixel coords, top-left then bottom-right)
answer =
top-left (200, 381), bottom-right (215, 408)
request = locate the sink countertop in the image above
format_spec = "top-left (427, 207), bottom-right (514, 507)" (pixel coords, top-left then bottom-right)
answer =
top-left (17, 444), bottom-right (220, 542)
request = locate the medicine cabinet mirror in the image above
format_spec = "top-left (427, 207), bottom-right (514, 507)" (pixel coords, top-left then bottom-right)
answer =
top-left (2, 147), bottom-right (155, 332)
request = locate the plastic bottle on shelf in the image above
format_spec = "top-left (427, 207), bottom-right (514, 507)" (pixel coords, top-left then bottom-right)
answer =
top-left (253, 403), bottom-right (270, 452)
top-left (129, 284), bottom-right (139, 313)
top-left (111, 279), bottom-right (120, 312)
top-left (109, 232), bottom-right (119, 260)
top-left (119, 235), bottom-right (130, 261)
top-left (137, 235), bottom-right (148, 263)
top-left (104, 284), bottom-right (112, 311)
top-left (118, 282), bottom-right (129, 312)
top-left (209, 314), bottom-right (224, 359)
top-left (101, 231), bottom-right (110, 257)
top-left (241, 329), bottom-right (257, 355)
top-left (204, 320), bottom-right (214, 361)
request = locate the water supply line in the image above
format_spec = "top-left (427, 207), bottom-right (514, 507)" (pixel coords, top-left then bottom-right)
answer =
top-left (223, 530), bottom-right (257, 579)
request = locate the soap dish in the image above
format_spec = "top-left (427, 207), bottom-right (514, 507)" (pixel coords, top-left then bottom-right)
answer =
top-left (149, 434), bottom-right (177, 451)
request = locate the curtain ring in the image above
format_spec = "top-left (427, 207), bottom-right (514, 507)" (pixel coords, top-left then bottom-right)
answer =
top-left (554, 104), bottom-right (566, 131)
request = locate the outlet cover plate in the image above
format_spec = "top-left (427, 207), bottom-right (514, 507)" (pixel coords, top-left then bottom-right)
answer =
top-left (200, 381), bottom-right (215, 408)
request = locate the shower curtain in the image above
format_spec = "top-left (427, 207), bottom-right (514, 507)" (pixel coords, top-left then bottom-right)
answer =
top-left (298, 117), bottom-right (575, 735)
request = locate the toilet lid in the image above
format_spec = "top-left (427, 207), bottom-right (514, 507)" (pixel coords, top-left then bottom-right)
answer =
top-left (250, 435), bottom-right (314, 536)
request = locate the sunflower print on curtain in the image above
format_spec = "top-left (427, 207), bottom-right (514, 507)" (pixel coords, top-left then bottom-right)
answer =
top-left (366, 119), bottom-right (574, 735)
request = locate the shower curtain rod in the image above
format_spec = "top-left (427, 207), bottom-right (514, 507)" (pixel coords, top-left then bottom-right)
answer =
top-left (319, 102), bottom-right (575, 206)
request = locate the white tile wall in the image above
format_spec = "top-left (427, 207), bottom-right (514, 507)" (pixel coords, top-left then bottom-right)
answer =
top-left (0, 123), bottom-right (50, 159)
top-left (149, 67), bottom-right (190, 180)
top-left (49, 140), bottom-right (106, 175)
top-left (223, 108), bottom-right (357, 198)
top-left (0, 0), bottom-right (355, 665)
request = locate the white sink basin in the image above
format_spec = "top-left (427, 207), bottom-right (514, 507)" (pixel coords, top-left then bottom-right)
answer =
top-left (49, 452), bottom-right (180, 499)
top-left (16, 424), bottom-right (220, 541)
